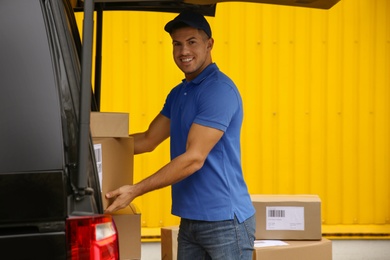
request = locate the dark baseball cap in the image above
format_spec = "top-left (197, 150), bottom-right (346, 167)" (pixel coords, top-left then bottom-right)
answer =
top-left (164, 10), bottom-right (212, 38)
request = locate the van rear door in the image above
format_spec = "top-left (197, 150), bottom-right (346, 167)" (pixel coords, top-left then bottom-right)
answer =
top-left (0, 0), bottom-right (102, 258)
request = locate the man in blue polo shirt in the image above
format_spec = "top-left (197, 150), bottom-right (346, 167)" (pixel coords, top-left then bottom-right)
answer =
top-left (105, 10), bottom-right (256, 259)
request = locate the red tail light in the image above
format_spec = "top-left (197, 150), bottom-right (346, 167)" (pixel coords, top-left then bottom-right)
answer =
top-left (67, 215), bottom-right (119, 260)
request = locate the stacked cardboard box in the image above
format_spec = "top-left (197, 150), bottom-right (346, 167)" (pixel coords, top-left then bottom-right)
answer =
top-left (112, 204), bottom-right (141, 260)
top-left (90, 111), bottom-right (129, 138)
top-left (91, 112), bottom-right (141, 260)
top-left (161, 226), bottom-right (179, 260)
top-left (93, 137), bottom-right (134, 209)
top-left (251, 194), bottom-right (331, 260)
top-left (251, 194), bottom-right (322, 240)
top-left (161, 195), bottom-right (332, 260)
top-left (161, 226), bottom-right (332, 260)
top-left (252, 238), bottom-right (332, 260)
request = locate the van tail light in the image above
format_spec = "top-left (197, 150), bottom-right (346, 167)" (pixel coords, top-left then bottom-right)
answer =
top-left (66, 215), bottom-right (119, 260)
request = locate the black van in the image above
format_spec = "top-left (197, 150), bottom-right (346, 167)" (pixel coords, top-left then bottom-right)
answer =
top-left (0, 0), bottom-right (118, 259)
top-left (0, 0), bottom-right (338, 259)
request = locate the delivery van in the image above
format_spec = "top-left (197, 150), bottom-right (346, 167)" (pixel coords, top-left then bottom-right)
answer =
top-left (0, 0), bottom-right (338, 259)
top-left (0, 0), bottom-right (117, 259)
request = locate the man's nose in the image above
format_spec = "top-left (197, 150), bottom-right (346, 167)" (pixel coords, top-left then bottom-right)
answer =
top-left (180, 43), bottom-right (191, 54)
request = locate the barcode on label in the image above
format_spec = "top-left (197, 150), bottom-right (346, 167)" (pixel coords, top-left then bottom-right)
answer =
top-left (268, 209), bottom-right (286, 218)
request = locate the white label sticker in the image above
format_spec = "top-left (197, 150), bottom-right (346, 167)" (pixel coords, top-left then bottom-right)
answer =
top-left (93, 143), bottom-right (103, 190)
top-left (254, 240), bottom-right (289, 248)
top-left (266, 206), bottom-right (304, 230)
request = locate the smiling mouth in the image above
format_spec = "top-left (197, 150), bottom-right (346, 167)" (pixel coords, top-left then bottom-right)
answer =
top-left (181, 57), bottom-right (193, 63)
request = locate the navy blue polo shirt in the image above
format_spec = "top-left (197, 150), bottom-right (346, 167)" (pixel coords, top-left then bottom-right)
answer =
top-left (161, 63), bottom-right (255, 223)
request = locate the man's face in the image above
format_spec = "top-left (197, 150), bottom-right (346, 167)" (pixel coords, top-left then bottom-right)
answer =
top-left (171, 27), bottom-right (213, 81)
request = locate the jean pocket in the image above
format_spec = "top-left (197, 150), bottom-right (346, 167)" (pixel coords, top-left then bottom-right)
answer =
top-left (243, 214), bottom-right (256, 246)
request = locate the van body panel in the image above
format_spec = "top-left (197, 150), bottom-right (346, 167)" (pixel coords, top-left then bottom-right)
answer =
top-left (0, 0), bottom-right (101, 257)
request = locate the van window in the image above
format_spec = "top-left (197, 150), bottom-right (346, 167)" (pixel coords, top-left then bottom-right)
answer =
top-left (0, 0), bottom-right (64, 173)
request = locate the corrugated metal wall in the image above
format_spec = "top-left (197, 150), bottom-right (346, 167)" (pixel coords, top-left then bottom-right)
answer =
top-left (76, 0), bottom-right (390, 235)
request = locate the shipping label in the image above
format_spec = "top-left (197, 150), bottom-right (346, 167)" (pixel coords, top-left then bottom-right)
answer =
top-left (266, 206), bottom-right (305, 230)
top-left (93, 143), bottom-right (103, 190)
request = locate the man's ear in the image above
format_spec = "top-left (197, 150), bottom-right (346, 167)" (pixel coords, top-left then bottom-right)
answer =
top-left (207, 38), bottom-right (214, 50)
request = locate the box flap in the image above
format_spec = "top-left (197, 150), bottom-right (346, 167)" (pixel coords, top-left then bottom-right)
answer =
top-left (251, 194), bottom-right (321, 202)
top-left (91, 112), bottom-right (129, 138)
top-left (112, 203), bottom-right (141, 215)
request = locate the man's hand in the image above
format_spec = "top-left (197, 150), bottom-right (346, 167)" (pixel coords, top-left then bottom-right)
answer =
top-left (104, 185), bottom-right (136, 213)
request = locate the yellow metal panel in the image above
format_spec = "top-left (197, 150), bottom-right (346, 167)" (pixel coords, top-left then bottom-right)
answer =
top-left (341, 0), bottom-right (359, 225)
top-left (76, 0), bottom-right (390, 236)
top-left (373, 0), bottom-right (390, 226)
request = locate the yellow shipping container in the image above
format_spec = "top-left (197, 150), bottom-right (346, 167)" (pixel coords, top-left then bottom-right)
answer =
top-left (76, 0), bottom-right (390, 238)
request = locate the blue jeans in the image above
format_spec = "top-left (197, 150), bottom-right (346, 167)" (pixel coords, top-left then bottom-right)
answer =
top-left (177, 214), bottom-right (256, 260)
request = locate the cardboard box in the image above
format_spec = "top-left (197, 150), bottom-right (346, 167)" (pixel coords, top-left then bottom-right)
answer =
top-left (91, 112), bottom-right (129, 138)
top-left (93, 137), bottom-right (134, 209)
top-left (161, 226), bottom-right (331, 260)
top-left (161, 226), bottom-right (179, 260)
top-left (253, 238), bottom-right (332, 260)
top-left (251, 195), bottom-right (322, 240)
top-left (91, 112), bottom-right (139, 259)
top-left (112, 204), bottom-right (141, 260)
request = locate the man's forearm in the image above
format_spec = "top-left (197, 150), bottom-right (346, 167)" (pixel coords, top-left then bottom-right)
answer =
top-left (130, 132), bottom-right (150, 154)
top-left (133, 151), bottom-right (203, 197)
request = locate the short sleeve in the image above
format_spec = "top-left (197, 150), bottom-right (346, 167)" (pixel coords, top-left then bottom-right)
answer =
top-left (194, 81), bottom-right (240, 132)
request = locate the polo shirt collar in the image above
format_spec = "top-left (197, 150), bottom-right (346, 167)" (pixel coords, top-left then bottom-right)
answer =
top-left (182, 63), bottom-right (218, 86)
